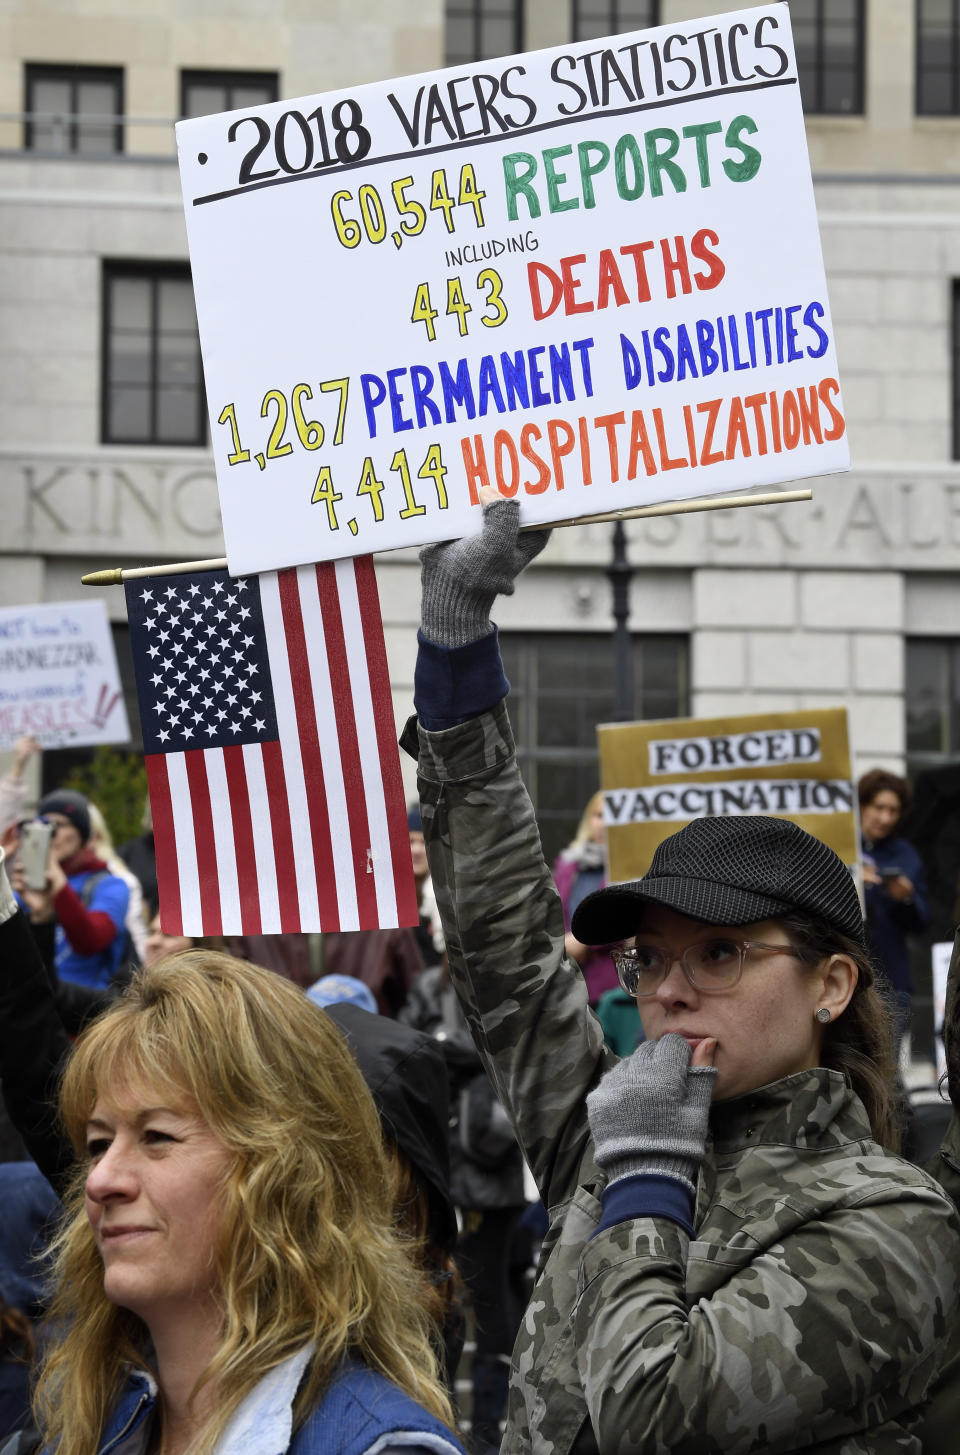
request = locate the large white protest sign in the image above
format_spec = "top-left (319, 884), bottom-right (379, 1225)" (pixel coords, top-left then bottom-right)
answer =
top-left (177, 3), bottom-right (848, 575)
top-left (0, 600), bottom-right (131, 750)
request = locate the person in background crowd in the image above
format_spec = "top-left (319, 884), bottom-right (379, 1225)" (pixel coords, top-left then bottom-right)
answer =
top-left (922, 930), bottom-right (960, 1447)
top-left (553, 791), bottom-right (619, 1005)
top-left (327, 1002), bottom-right (463, 1396)
top-left (859, 768), bottom-right (930, 1046)
top-left (0, 1294), bottom-right (32, 1444)
top-left (86, 804), bottom-right (146, 967)
top-left (0, 1163), bottom-right (59, 1441)
top-left (117, 794), bottom-right (157, 911)
top-left (306, 974), bottom-right (379, 1015)
top-left (0, 740), bottom-right (38, 839)
top-left (406, 494), bottom-right (960, 1454)
top-left (408, 804), bottom-right (442, 971)
top-left (11, 789), bottom-right (129, 992)
top-left (141, 908), bottom-right (194, 969)
top-left (901, 761), bottom-right (960, 945)
top-left (322, 923), bottom-right (425, 1018)
top-left (400, 923), bottom-right (527, 1454)
top-left (592, 981), bottom-right (644, 1057)
top-left (9, 951), bottom-right (463, 1455)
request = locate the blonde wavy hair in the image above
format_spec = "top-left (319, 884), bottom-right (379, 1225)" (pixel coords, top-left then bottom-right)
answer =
top-left (567, 790), bottom-right (606, 854)
top-left (34, 951), bottom-right (455, 1455)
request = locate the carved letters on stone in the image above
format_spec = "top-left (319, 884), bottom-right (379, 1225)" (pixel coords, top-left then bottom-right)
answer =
top-left (4, 454), bottom-right (960, 570)
top-left (4, 454), bottom-right (224, 556)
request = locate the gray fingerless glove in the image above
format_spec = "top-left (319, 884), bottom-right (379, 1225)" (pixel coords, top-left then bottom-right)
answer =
top-left (587, 1034), bottom-right (717, 1194)
top-left (419, 499), bottom-right (551, 648)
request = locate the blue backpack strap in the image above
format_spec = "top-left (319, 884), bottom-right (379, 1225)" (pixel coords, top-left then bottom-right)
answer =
top-left (77, 870), bottom-right (134, 973)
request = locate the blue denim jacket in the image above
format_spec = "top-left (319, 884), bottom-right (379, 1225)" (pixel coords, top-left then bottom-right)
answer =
top-left (37, 1354), bottom-right (463, 1455)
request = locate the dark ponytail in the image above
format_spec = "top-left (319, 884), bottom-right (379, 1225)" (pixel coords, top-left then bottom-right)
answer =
top-left (779, 913), bottom-right (900, 1153)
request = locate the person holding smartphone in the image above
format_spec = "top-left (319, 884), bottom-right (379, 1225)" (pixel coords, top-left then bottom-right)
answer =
top-left (10, 789), bottom-right (130, 992)
top-left (859, 769), bottom-right (930, 1048)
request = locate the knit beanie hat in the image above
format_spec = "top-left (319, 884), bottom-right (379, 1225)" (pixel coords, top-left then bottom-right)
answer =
top-left (38, 789), bottom-right (92, 845)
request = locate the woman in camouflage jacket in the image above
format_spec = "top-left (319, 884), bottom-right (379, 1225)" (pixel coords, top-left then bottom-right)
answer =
top-left (405, 494), bottom-right (960, 1455)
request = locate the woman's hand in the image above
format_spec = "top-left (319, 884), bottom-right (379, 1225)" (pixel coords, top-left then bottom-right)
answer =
top-left (10, 735), bottom-right (40, 780)
top-left (884, 873), bottom-right (914, 903)
top-left (419, 485), bottom-right (551, 648)
top-left (587, 1033), bottom-right (718, 1192)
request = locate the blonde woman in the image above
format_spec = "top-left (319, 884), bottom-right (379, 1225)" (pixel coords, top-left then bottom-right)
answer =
top-left (86, 803), bottom-right (147, 966)
top-left (24, 953), bottom-right (465, 1455)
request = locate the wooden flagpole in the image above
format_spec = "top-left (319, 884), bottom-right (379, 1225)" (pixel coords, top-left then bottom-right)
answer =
top-left (80, 486), bottom-right (812, 585)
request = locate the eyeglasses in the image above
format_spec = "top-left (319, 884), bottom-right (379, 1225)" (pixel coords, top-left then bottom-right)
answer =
top-left (612, 937), bottom-right (802, 998)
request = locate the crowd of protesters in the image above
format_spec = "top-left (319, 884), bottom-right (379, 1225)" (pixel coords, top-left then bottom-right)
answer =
top-left (1, 503), bottom-right (960, 1455)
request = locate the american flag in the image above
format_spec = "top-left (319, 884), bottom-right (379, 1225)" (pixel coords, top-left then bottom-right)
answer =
top-left (125, 558), bottom-right (418, 937)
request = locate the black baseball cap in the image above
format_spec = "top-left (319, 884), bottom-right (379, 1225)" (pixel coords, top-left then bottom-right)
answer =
top-left (571, 814), bottom-right (866, 951)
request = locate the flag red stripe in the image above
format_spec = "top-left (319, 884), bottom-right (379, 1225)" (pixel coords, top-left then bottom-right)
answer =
top-left (260, 739), bottom-right (301, 933)
top-left (222, 745), bottom-right (262, 935)
top-left (315, 563), bottom-right (379, 929)
top-left (145, 754), bottom-right (183, 936)
top-left (184, 750), bottom-right (223, 936)
top-left (353, 557), bottom-right (420, 927)
top-left (277, 568), bottom-right (340, 931)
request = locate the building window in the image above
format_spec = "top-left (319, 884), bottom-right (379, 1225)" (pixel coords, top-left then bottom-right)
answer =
top-left (918, 1), bottom-right (960, 114)
top-left (906, 638), bottom-right (960, 773)
top-left (102, 264), bottom-right (206, 447)
top-left (500, 631), bottom-right (689, 864)
top-left (572, 2), bottom-right (659, 42)
top-left (180, 70), bottom-right (279, 119)
top-left (24, 64), bottom-right (123, 153)
top-left (445, 0), bottom-right (524, 66)
top-left (789, 0), bottom-right (865, 115)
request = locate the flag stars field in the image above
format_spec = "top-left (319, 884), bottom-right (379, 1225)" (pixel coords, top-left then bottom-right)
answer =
top-left (132, 577), bottom-right (270, 747)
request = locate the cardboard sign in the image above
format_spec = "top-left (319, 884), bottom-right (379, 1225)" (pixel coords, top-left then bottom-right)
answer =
top-left (177, 3), bottom-right (848, 575)
top-left (598, 705), bottom-right (855, 882)
top-left (0, 600), bottom-right (131, 750)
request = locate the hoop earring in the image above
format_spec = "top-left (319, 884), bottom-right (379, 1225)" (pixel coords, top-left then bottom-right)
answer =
top-left (815, 1007), bottom-right (831, 1024)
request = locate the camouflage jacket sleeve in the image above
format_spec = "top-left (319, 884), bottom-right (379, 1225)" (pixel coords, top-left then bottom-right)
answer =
top-left (573, 1181), bottom-right (958, 1454)
top-left (414, 701), bottom-right (618, 1210)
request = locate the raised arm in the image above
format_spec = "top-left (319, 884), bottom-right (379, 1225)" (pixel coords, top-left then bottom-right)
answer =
top-left (409, 497), bottom-right (617, 1209)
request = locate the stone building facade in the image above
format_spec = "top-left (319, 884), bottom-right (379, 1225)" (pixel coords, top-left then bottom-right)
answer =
top-left (2, 0), bottom-right (960, 877)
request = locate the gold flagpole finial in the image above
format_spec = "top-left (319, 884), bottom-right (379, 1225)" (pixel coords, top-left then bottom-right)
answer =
top-left (80, 568), bottom-right (126, 586)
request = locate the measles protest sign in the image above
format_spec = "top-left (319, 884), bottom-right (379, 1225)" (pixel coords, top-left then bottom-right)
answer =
top-left (0, 600), bottom-right (131, 750)
top-left (177, 3), bottom-right (848, 576)
top-left (598, 706), bottom-right (856, 883)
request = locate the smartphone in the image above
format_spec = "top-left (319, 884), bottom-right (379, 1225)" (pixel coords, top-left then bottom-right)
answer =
top-left (880, 866), bottom-right (904, 881)
top-left (19, 820), bottom-right (54, 890)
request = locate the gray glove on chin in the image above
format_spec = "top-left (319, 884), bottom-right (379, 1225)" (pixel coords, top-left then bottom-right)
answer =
top-left (587, 1034), bottom-right (717, 1194)
top-left (419, 498), bottom-right (551, 648)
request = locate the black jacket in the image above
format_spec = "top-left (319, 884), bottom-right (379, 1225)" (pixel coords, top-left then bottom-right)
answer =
top-left (0, 907), bottom-right (74, 1196)
top-left (325, 1003), bottom-right (457, 1253)
top-left (398, 966), bottom-right (526, 1211)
